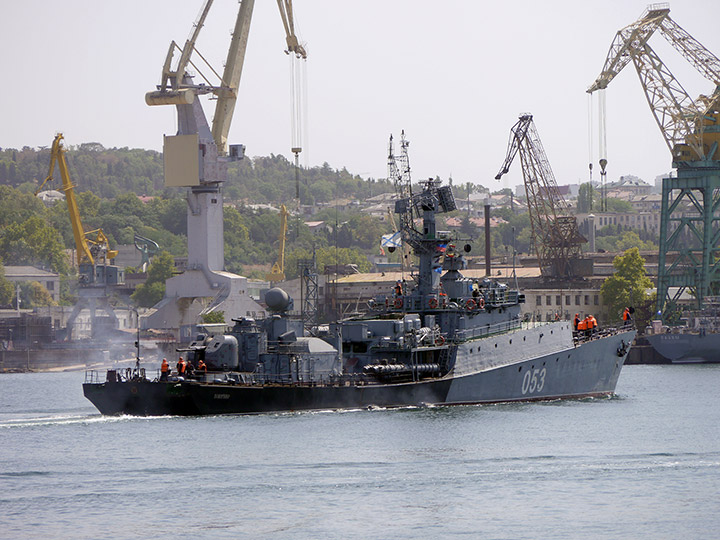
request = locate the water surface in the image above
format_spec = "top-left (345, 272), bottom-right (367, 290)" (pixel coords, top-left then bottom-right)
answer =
top-left (1, 365), bottom-right (718, 539)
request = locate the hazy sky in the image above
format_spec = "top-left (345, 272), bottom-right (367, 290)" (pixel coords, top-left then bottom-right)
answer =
top-left (3, 0), bottom-right (719, 192)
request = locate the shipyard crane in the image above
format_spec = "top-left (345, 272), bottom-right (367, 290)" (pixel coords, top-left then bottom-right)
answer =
top-left (495, 114), bottom-right (588, 279)
top-left (36, 134), bottom-right (123, 339)
top-left (266, 204), bottom-right (290, 283)
top-left (588, 4), bottom-right (720, 318)
top-left (36, 134), bottom-right (119, 280)
top-left (142, 0), bottom-right (306, 328)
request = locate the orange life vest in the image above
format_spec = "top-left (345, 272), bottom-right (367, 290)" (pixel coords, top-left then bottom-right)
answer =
top-left (161, 360), bottom-right (169, 373)
top-left (578, 319), bottom-right (587, 331)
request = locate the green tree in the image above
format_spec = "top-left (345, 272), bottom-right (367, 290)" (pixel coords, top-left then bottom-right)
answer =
top-left (131, 250), bottom-right (175, 307)
top-left (0, 261), bottom-right (14, 306)
top-left (20, 281), bottom-right (57, 308)
top-left (201, 311), bottom-right (225, 324)
top-left (600, 247), bottom-right (654, 323)
top-left (577, 182), bottom-right (594, 213)
top-left (285, 246), bottom-right (371, 280)
top-left (0, 185), bottom-right (47, 228)
top-left (596, 230), bottom-right (656, 253)
top-left (605, 198), bottom-right (633, 213)
top-left (0, 215), bottom-right (70, 274)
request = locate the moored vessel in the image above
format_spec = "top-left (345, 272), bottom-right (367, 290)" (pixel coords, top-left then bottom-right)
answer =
top-left (644, 298), bottom-right (720, 363)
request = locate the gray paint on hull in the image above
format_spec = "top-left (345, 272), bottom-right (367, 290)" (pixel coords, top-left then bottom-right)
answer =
top-left (445, 330), bottom-right (633, 403)
top-left (646, 332), bottom-right (720, 363)
top-left (83, 330), bottom-right (634, 415)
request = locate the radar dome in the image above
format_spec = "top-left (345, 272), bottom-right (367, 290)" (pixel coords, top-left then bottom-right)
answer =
top-left (265, 288), bottom-right (291, 312)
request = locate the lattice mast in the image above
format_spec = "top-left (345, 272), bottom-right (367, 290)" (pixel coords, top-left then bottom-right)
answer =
top-left (496, 114), bottom-right (586, 279)
top-left (388, 132), bottom-right (420, 251)
top-left (389, 132), bottom-right (456, 298)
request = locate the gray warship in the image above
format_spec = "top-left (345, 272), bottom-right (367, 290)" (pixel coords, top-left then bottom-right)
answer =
top-left (644, 298), bottom-right (720, 363)
top-left (84, 177), bottom-right (635, 415)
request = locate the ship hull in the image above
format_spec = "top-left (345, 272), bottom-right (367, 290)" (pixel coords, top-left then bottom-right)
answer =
top-left (83, 330), bottom-right (635, 416)
top-left (646, 332), bottom-right (720, 363)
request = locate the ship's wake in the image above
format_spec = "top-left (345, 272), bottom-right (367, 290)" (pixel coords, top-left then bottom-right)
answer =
top-left (0, 413), bottom-right (172, 429)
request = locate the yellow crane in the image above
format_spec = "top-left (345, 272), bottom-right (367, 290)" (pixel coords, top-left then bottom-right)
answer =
top-left (36, 134), bottom-right (123, 339)
top-left (266, 204), bottom-right (289, 282)
top-left (35, 134), bottom-right (118, 270)
top-left (588, 5), bottom-right (720, 317)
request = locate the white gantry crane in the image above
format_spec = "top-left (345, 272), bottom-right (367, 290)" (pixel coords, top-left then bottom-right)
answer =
top-left (143, 0), bottom-right (307, 329)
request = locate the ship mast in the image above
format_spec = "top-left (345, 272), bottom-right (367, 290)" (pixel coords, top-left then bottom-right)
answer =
top-left (390, 133), bottom-right (457, 302)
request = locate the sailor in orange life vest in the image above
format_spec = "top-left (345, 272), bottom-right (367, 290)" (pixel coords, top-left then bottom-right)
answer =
top-left (623, 307), bottom-right (632, 324)
top-left (394, 280), bottom-right (402, 297)
top-left (177, 357), bottom-right (185, 376)
top-left (584, 314), bottom-right (597, 336)
top-left (160, 358), bottom-right (169, 381)
top-left (197, 359), bottom-right (207, 373)
top-left (577, 316), bottom-right (588, 335)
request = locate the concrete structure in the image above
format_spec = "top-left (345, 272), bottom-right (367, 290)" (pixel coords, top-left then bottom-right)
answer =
top-left (4, 266), bottom-right (60, 303)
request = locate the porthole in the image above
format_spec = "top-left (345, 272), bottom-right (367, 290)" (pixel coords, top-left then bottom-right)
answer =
top-left (518, 366), bottom-right (522, 372)
top-left (523, 336), bottom-right (526, 341)
top-left (509, 339), bottom-right (512, 344)
top-left (495, 343), bottom-right (498, 348)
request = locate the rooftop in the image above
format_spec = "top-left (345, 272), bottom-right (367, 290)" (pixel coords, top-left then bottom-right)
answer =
top-left (4, 266), bottom-right (58, 278)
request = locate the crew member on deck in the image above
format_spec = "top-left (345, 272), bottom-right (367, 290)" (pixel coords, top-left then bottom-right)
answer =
top-left (177, 357), bottom-right (185, 377)
top-left (574, 313), bottom-right (580, 331)
top-left (623, 307), bottom-right (632, 325)
top-left (588, 314), bottom-right (598, 335)
top-left (160, 358), bottom-right (169, 381)
top-left (577, 316), bottom-right (587, 336)
top-left (394, 280), bottom-right (403, 297)
top-left (198, 359), bottom-right (207, 374)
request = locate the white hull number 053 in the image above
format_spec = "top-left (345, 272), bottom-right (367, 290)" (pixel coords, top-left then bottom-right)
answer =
top-left (521, 368), bottom-right (546, 395)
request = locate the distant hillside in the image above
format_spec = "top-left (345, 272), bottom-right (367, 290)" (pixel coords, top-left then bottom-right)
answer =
top-left (0, 144), bottom-right (394, 204)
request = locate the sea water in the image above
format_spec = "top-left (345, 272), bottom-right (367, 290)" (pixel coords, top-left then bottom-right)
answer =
top-left (1, 365), bottom-right (719, 539)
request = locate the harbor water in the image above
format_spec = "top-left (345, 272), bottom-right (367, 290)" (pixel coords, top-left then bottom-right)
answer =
top-left (1, 365), bottom-right (719, 539)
